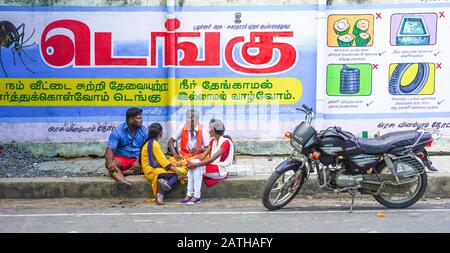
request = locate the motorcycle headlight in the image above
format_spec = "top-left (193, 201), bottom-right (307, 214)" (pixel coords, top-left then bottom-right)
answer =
top-left (291, 139), bottom-right (303, 152)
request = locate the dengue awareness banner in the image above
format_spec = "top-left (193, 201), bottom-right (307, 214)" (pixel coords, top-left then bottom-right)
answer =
top-left (0, 3), bottom-right (449, 143)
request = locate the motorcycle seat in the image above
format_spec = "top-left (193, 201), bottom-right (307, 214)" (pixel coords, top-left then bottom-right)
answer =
top-left (358, 130), bottom-right (420, 155)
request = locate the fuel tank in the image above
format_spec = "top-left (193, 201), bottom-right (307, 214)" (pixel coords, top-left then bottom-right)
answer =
top-left (318, 127), bottom-right (362, 156)
top-left (318, 127), bottom-right (378, 169)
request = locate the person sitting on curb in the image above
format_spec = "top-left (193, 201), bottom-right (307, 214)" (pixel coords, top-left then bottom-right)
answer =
top-left (180, 119), bottom-right (234, 205)
top-left (141, 123), bottom-right (187, 205)
top-left (105, 107), bottom-right (148, 186)
top-left (168, 109), bottom-right (210, 161)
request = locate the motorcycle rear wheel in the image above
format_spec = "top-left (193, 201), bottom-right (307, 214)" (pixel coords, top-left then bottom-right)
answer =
top-left (261, 169), bottom-right (305, 210)
top-left (373, 161), bottom-right (428, 209)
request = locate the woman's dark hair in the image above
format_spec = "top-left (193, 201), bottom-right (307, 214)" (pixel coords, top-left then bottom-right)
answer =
top-left (223, 134), bottom-right (236, 164)
top-left (126, 107), bottom-right (143, 122)
top-left (147, 122), bottom-right (163, 140)
top-left (139, 122), bottom-right (163, 165)
top-left (223, 135), bottom-right (232, 142)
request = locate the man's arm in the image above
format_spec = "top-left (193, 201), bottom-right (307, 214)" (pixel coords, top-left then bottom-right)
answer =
top-left (105, 130), bottom-right (119, 172)
top-left (105, 147), bottom-right (117, 172)
top-left (130, 159), bottom-right (142, 175)
top-left (168, 137), bottom-right (181, 160)
top-left (104, 129), bottom-right (131, 185)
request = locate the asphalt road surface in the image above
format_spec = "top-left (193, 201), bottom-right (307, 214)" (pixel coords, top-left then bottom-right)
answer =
top-left (1, 197), bottom-right (450, 233)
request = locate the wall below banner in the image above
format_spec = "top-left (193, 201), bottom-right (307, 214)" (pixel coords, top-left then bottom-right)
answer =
top-left (9, 137), bottom-right (450, 158)
top-left (1, 0), bottom-right (449, 155)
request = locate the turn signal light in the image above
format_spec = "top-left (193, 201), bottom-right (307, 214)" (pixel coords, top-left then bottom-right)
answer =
top-left (312, 152), bottom-right (320, 160)
top-left (285, 132), bottom-right (292, 139)
top-left (426, 139), bottom-right (433, 147)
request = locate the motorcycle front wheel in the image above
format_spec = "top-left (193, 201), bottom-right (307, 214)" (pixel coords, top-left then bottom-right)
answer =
top-left (261, 169), bottom-right (305, 210)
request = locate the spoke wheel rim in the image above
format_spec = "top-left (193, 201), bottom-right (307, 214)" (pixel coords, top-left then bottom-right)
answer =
top-left (378, 164), bottom-right (422, 204)
top-left (269, 171), bottom-right (302, 205)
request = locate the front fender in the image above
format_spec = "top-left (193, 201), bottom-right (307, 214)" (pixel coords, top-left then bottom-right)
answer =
top-left (275, 158), bottom-right (306, 174)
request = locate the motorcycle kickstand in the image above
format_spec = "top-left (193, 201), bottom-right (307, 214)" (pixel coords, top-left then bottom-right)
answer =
top-left (349, 191), bottom-right (356, 213)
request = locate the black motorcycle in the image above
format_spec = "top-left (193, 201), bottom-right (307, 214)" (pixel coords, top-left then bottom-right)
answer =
top-left (261, 104), bottom-right (440, 211)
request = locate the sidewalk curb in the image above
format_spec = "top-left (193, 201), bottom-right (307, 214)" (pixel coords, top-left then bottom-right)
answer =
top-left (0, 174), bottom-right (449, 199)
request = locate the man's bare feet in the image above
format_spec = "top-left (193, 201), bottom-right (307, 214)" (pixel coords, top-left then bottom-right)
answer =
top-left (122, 169), bottom-right (135, 176)
top-left (110, 170), bottom-right (131, 185)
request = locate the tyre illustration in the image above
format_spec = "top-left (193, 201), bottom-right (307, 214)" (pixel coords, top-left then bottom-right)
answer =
top-left (389, 63), bottom-right (430, 95)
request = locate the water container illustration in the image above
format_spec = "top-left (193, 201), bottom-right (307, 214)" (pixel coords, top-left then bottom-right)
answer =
top-left (396, 16), bottom-right (430, 45)
top-left (340, 65), bottom-right (360, 94)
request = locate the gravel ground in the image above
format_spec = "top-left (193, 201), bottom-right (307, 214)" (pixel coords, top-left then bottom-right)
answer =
top-left (0, 145), bottom-right (65, 178)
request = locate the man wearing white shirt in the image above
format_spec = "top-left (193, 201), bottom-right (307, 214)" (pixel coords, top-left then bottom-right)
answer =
top-left (168, 109), bottom-right (210, 160)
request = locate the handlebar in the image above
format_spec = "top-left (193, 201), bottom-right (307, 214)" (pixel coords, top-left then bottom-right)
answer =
top-left (296, 104), bottom-right (314, 125)
top-left (302, 104), bottom-right (313, 113)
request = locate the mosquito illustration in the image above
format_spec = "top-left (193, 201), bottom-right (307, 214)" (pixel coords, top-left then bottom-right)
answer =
top-left (0, 21), bottom-right (36, 77)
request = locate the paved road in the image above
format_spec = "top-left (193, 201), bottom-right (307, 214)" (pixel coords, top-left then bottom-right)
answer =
top-left (1, 197), bottom-right (450, 233)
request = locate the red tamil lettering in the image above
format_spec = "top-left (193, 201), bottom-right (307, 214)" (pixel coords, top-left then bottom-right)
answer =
top-left (151, 18), bottom-right (220, 67)
top-left (41, 20), bottom-right (91, 67)
top-left (177, 32), bottom-right (220, 66)
top-left (40, 18), bottom-right (296, 75)
top-left (225, 32), bottom-right (297, 74)
top-left (95, 32), bottom-right (147, 66)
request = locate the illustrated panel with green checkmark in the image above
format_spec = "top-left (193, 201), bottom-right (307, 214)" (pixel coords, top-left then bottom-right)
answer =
top-left (326, 64), bottom-right (373, 96)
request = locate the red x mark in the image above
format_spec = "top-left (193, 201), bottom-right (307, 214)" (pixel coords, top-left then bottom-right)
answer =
top-left (436, 63), bottom-right (442, 69)
top-left (372, 64), bottom-right (379, 70)
top-left (376, 13), bottom-right (382, 19)
top-left (439, 11), bottom-right (445, 18)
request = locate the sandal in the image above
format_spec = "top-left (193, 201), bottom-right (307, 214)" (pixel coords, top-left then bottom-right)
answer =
top-left (179, 196), bottom-right (192, 204)
top-left (187, 197), bottom-right (201, 205)
top-left (156, 193), bottom-right (165, 205)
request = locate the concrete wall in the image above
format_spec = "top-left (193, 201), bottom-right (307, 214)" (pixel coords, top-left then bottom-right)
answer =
top-left (10, 137), bottom-right (450, 158)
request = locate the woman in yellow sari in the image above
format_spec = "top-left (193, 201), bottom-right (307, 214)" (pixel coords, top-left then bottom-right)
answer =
top-left (140, 123), bottom-right (187, 205)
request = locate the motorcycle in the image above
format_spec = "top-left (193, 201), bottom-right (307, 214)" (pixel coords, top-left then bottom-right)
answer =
top-left (261, 104), bottom-right (440, 211)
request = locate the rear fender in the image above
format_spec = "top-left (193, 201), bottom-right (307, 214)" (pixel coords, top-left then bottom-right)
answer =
top-left (417, 149), bottom-right (436, 171)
